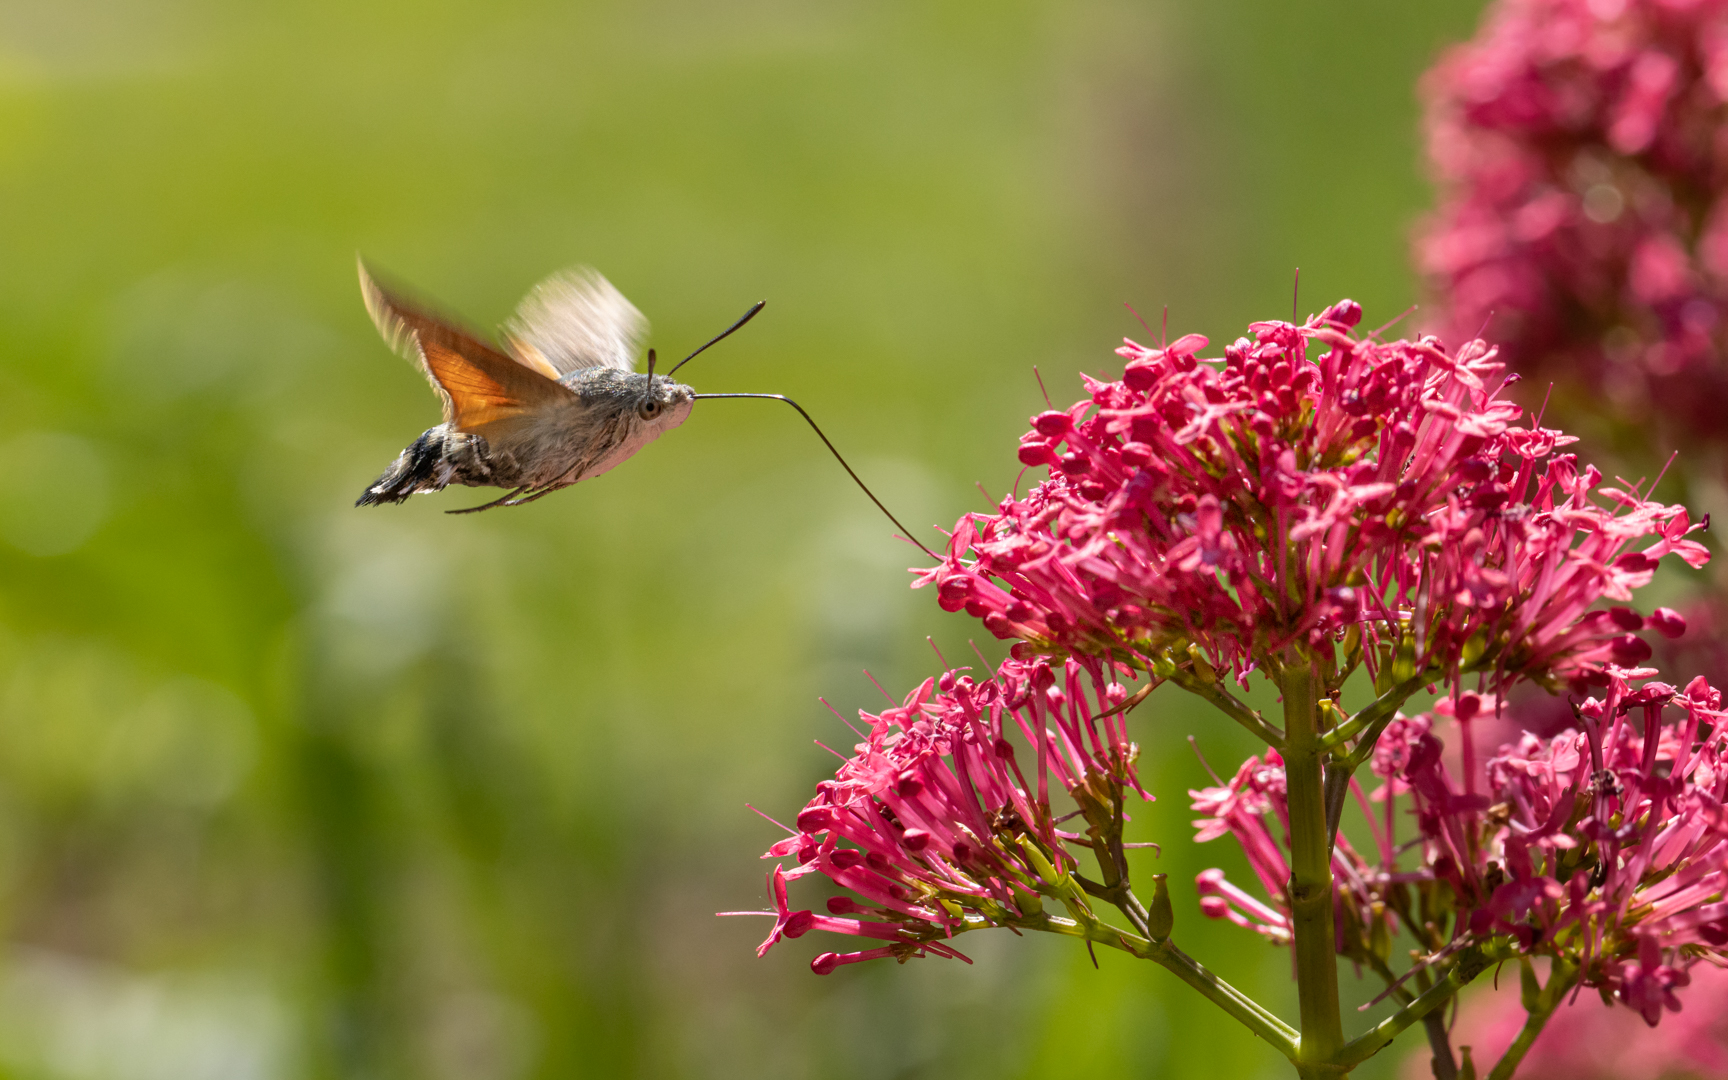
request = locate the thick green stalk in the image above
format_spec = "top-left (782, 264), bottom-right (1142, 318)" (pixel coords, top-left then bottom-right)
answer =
top-left (1281, 660), bottom-right (1346, 1077)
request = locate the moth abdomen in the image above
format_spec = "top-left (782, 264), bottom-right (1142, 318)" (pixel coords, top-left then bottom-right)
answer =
top-left (357, 428), bottom-right (460, 506)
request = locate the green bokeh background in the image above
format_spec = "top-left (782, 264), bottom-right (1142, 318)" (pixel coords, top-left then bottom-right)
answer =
top-left (0, 2), bottom-right (1486, 1077)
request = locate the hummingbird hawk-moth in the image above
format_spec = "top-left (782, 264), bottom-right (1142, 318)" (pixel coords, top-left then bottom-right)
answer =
top-left (355, 260), bottom-right (762, 513)
top-left (353, 260), bottom-right (936, 556)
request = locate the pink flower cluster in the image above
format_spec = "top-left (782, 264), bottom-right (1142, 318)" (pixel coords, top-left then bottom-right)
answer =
top-left (1419, 0), bottom-right (1728, 442)
top-left (1198, 672), bottom-right (1728, 1026)
top-left (1415, 961), bottom-right (1728, 1080)
top-left (742, 655), bottom-right (1145, 973)
top-left (1190, 750), bottom-right (1408, 962)
top-left (919, 305), bottom-right (1707, 694)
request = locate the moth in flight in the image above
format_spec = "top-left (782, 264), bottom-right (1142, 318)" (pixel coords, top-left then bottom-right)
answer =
top-left (356, 260), bottom-right (759, 513)
top-left (354, 260), bottom-right (936, 556)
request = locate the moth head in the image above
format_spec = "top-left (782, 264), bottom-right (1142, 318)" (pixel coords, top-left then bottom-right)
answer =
top-left (638, 371), bottom-right (696, 430)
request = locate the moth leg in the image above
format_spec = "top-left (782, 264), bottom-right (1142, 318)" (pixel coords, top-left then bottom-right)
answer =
top-left (445, 485), bottom-right (531, 515)
top-left (501, 482), bottom-right (570, 507)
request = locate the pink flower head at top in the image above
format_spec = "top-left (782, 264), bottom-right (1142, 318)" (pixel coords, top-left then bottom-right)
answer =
top-left (920, 302), bottom-right (1707, 699)
top-left (1419, 0), bottom-right (1728, 447)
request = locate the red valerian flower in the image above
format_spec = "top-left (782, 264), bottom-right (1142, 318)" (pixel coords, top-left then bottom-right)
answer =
top-left (1189, 749), bottom-right (1415, 964)
top-left (918, 303), bottom-right (1707, 698)
top-left (1418, 0), bottom-right (1728, 446)
top-left (1200, 672), bottom-right (1728, 1027)
top-left (730, 655), bottom-right (1150, 973)
top-left (1415, 960), bottom-right (1728, 1079)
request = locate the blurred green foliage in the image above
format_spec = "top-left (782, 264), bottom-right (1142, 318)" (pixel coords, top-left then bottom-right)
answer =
top-left (0, 1), bottom-right (1484, 1077)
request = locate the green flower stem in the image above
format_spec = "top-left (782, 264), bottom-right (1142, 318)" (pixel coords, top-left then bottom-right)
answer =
top-left (1281, 659), bottom-right (1348, 1076)
top-left (1027, 797), bottom-right (1303, 1063)
top-left (1331, 941), bottom-right (1518, 1071)
top-left (1168, 668), bottom-right (1287, 748)
top-left (1142, 937), bottom-right (1301, 1058)
top-left (1420, 1012), bottom-right (1459, 1080)
top-left (1485, 959), bottom-right (1578, 1080)
top-left (1015, 904), bottom-right (1300, 1057)
top-left (1322, 676), bottom-right (1426, 758)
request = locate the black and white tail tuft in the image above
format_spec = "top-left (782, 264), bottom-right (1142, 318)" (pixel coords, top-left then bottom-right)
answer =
top-left (356, 429), bottom-right (450, 506)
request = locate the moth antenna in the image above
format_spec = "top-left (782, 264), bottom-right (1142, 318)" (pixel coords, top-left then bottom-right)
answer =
top-left (693, 392), bottom-right (939, 560)
top-left (1292, 267), bottom-right (1301, 324)
top-left (638, 347), bottom-right (660, 413)
top-left (667, 300), bottom-right (767, 377)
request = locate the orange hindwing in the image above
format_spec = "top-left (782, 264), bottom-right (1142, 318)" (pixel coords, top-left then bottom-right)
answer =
top-left (359, 260), bottom-right (576, 436)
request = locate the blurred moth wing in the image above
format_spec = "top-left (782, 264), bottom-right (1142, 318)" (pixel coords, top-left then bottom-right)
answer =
top-left (358, 262), bottom-right (578, 443)
top-left (502, 268), bottom-right (648, 377)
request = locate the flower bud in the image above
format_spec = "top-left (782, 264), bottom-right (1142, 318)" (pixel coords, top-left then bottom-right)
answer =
top-left (1017, 440), bottom-right (1060, 468)
top-left (1370, 904), bottom-right (1392, 963)
top-left (1611, 633), bottom-right (1653, 663)
top-left (1616, 551), bottom-right (1657, 573)
top-left (937, 576), bottom-right (971, 612)
top-left (1032, 410), bottom-right (1074, 437)
top-left (1651, 606), bottom-right (1687, 639)
top-left (1457, 457), bottom-right (1493, 483)
top-left (1123, 359), bottom-right (1159, 391)
top-left (1322, 299), bottom-right (1363, 328)
top-left (1186, 643), bottom-right (1217, 685)
top-left (1148, 873), bottom-right (1173, 942)
top-left (1608, 606), bottom-right (1644, 631)
top-left (1058, 453), bottom-right (1091, 477)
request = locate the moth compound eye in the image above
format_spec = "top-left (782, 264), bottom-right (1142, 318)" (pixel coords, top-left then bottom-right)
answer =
top-left (638, 400), bottom-right (661, 420)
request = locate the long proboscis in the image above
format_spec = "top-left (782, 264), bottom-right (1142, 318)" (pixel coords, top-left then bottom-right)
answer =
top-left (694, 392), bottom-right (939, 560)
top-left (667, 300), bottom-right (767, 377)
